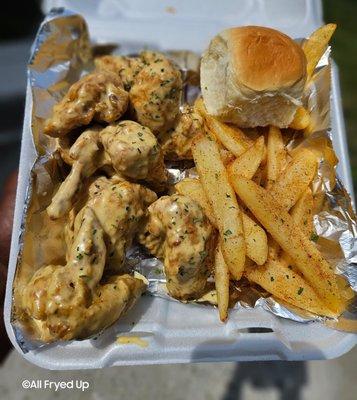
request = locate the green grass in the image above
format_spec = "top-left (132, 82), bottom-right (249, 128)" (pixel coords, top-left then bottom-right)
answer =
top-left (323, 0), bottom-right (357, 194)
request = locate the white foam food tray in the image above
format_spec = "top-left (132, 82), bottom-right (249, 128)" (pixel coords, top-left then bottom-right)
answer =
top-left (4, 0), bottom-right (357, 369)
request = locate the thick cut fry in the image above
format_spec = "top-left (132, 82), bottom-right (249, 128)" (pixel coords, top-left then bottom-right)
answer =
top-left (266, 126), bottom-right (287, 189)
top-left (215, 247), bottom-right (229, 322)
top-left (241, 214), bottom-right (268, 265)
top-left (219, 147), bottom-right (235, 167)
top-left (280, 188), bottom-right (314, 267)
top-left (231, 176), bottom-right (342, 314)
top-left (193, 96), bottom-right (208, 117)
top-left (290, 107), bottom-right (311, 130)
top-left (194, 97), bottom-right (251, 157)
top-left (227, 136), bottom-right (265, 180)
top-left (267, 237), bottom-right (280, 261)
top-left (176, 178), bottom-right (268, 265)
top-left (245, 259), bottom-right (336, 317)
top-left (252, 167), bottom-right (264, 185)
top-left (303, 24), bottom-right (337, 81)
top-left (205, 118), bottom-right (251, 157)
top-left (290, 188), bottom-right (314, 237)
top-left (266, 126), bottom-right (287, 257)
top-left (269, 148), bottom-right (317, 210)
top-left (192, 135), bottom-right (246, 279)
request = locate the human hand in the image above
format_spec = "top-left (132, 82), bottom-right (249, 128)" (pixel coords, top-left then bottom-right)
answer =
top-left (0, 170), bottom-right (18, 362)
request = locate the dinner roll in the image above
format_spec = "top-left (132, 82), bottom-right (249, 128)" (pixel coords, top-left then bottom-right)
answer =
top-left (200, 26), bottom-right (307, 128)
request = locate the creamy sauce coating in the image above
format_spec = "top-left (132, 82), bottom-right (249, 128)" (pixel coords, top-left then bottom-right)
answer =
top-left (47, 122), bottom-right (165, 219)
top-left (160, 105), bottom-right (204, 160)
top-left (22, 183), bottom-right (152, 341)
top-left (129, 51), bottom-right (182, 135)
top-left (44, 71), bottom-right (129, 137)
top-left (77, 178), bottom-right (157, 272)
top-left (101, 120), bottom-right (167, 186)
top-left (139, 194), bottom-right (216, 299)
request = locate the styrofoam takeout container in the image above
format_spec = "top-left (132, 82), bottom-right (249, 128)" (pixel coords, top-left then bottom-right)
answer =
top-left (4, 0), bottom-right (357, 369)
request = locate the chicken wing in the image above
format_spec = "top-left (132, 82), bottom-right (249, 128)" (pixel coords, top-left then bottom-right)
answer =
top-left (44, 71), bottom-right (129, 137)
top-left (138, 194), bottom-right (216, 300)
top-left (47, 121), bottom-right (166, 219)
top-left (47, 126), bottom-right (106, 219)
top-left (130, 51), bottom-right (182, 135)
top-left (95, 51), bottom-right (182, 135)
top-left (101, 120), bottom-right (167, 187)
top-left (95, 55), bottom-right (144, 91)
top-left (22, 207), bottom-right (146, 342)
top-left (160, 105), bottom-right (204, 160)
top-left (76, 178), bottom-right (157, 272)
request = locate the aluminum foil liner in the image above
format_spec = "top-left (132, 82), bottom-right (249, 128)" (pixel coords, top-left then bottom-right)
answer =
top-left (11, 9), bottom-right (357, 351)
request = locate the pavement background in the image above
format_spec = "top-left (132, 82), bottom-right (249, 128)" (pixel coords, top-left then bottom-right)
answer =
top-left (0, 346), bottom-right (356, 400)
top-left (0, 1), bottom-right (356, 399)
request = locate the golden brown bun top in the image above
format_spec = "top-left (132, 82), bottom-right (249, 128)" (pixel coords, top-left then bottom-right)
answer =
top-left (226, 26), bottom-right (306, 91)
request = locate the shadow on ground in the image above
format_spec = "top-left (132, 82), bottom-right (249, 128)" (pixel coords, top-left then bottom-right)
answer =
top-left (222, 361), bottom-right (307, 400)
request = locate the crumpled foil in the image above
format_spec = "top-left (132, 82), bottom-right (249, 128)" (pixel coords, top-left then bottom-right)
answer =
top-left (11, 9), bottom-right (357, 351)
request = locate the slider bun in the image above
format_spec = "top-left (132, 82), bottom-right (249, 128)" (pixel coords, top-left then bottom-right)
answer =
top-left (201, 26), bottom-right (307, 128)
